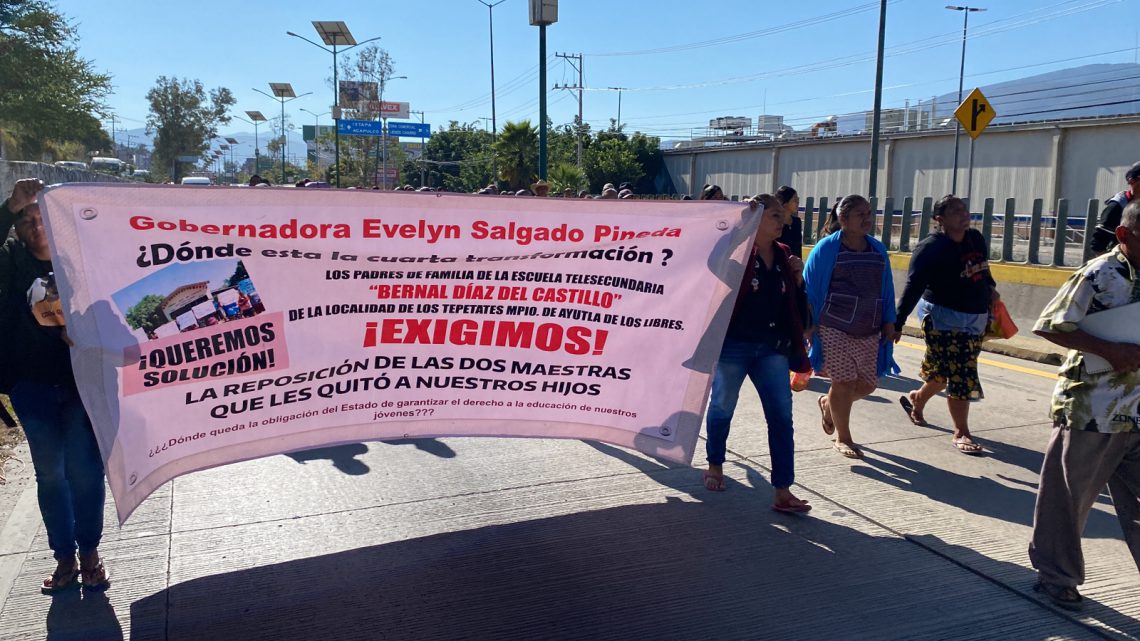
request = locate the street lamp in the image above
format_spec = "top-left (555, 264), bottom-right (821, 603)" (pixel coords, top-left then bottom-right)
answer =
top-left (530, 0), bottom-right (558, 180)
top-left (378, 75), bottom-right (408, 188)
top-left (224, 138), bottom-right (239, 184)
top-left (287, 22), bottom-right (382, 188)
top-left (477, 1), bottom-right (506, 183)
top-left (253, 83), bottom-right (312, 185)
top-left (238, 111), bottom-right (267, 173)
top-left (300, 109), bottom-right (330, 173)
top-left (947, 5), bottom-right (986, 194)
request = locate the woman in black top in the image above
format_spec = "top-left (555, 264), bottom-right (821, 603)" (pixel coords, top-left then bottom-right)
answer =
top-left (776, 186), bottom-right (802, 258)
top-left (893, 195), bottom-right (999, 455)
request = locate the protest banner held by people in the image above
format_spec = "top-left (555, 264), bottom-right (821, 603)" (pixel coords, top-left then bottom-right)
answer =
top-left (1, 178), bottom-right (111, 595)
top-left (703, 194), bottom-right (811, 514)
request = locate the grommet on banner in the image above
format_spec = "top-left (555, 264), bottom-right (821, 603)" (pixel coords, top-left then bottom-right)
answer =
top-left (659, 426), bottom-right (672, 437)
top-left (715, 220), bottom-right (728, 230)
top-left (128, 473), bottom-right (137, 485)
top-left (80, 207), bottom-right (98, 220)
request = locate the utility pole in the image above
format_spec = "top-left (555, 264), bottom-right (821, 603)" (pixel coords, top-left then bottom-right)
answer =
top-left (554, 52), bottom-right (584, 167)
top-left (109, 114), bottom-right (117, 158)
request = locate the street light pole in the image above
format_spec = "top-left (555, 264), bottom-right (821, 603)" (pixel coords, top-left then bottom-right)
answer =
top-left (253, 84), bottom-right (312, 185)
top-left (947, 5), bottom-right (985, 194)
top-left (301, 108), bottom-right (330, 173)
top-left (237, 112), bottom-right (267, 176)
top-left (378, 75), bottom-right (408, 189)
top-left (477, 1), bottom-right (506, 184)
top-left (410, 109), bottom-right (426, 187)
top-left (288, 24), bottom-right (382, 188)
top-left (868, 0), bottom-right (887, 198)
top-left (539, 24), bottom-right (547, 179)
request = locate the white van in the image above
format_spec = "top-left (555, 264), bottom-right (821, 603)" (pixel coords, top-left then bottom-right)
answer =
top-left (180, 176), bottom-right (211, 186)
top-left (90, 157), bottom-right (125, 174)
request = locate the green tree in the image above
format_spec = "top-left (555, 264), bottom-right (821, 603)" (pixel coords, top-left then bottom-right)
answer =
top-left (627, 132), bottom-right (664, 194)
top-left (584, 138), bottom-right (643, 193)
top-left (548, 162), bottom-right (587, 194)
top-left (333, 44), bottom-right (400, 187)
top-left (146, 77), bottom-right (235, 181)
top-left (0, 0), bottom-right (112, 159)
top-left (125, 294), bottom-right (165, 333)
top-left (407, 121), bottom-right (494, 191)
top-left (494, 120), bottom-right (538, 191)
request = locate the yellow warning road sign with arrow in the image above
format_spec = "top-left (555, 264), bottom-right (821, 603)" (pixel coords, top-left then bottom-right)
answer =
top-left (955, 88), bottom-right (996, 139)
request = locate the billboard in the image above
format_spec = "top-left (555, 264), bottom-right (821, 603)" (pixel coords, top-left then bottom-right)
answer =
top-left (338, 80), bottom-right (378, 107)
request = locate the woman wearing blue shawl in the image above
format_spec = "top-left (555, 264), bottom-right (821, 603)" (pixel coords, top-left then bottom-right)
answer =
top-left (803, 195), bottom-right (899, 459)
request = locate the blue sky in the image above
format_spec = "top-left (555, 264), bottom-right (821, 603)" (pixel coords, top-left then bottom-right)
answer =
top-left (59, 0), bottom-right (1135, 158)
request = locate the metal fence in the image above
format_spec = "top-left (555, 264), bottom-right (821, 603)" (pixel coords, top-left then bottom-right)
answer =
top-left (633, 193), bottom-right (1096, 267)
top-left (798, 196), bottom-right (1095, 267)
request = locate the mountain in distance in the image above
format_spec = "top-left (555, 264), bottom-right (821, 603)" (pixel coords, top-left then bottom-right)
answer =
top-left (115, 127), bottom-right (308, 162)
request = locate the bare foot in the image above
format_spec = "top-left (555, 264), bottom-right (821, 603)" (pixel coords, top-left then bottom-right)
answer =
top-left (899, 392), bottom-right (927, 426)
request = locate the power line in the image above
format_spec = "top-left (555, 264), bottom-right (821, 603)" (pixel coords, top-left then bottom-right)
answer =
top-left (585, 2), bottom-right (890, 57)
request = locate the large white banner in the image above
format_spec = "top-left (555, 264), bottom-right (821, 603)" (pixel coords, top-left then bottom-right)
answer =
top-left (40, 185), bottom-right (758, 522)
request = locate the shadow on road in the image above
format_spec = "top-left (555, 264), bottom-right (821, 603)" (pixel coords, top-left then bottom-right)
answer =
top-left (856, 449), bottom-right (1122, 538)
top-left (45, 590), bottom-right (123, 641)
top-left (907, 533), bottom-right (1140, 641)
top-left (284, 443), bottom-right (370, 475)
top-left (382, 438), bottom-right (458, 459)
top-left (125, 489), bottom-right (1125, 641)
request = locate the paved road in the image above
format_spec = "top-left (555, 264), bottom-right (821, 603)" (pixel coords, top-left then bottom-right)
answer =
top-left (0, 341), bottom-right (1137, 641)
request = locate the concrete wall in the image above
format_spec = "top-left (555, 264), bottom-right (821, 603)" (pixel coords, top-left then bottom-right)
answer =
top-left (665, 116), bottom-right (1140, 213)
top-left (1, 160), bottom-right (126, 200)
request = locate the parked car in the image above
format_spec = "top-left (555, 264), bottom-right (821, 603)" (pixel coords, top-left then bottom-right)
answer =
top-left (53, 160), bottom-right (88, 170)
top-left (180, 176), bottom-right (212, 186)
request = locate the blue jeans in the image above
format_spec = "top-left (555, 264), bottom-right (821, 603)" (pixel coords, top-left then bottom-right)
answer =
top-left (9, 381), bottom-right (105, 561)
top-left (706, 340), bottom-right (795, 489)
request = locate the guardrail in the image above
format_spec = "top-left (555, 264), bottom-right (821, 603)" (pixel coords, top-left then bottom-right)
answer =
top-left (797, 196), bottom-right (1096, 267)
top-left (633, 193), bottom-right (1097, 267)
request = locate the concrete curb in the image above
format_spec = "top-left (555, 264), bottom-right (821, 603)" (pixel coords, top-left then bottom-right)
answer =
top-left (899, 325), bottom-right (1064, 366)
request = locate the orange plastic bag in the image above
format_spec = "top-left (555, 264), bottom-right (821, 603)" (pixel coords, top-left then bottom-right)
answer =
top-left (985, 300), bottom-right (1018, 340)
top-left (790, 369), bottom-right (812, 392)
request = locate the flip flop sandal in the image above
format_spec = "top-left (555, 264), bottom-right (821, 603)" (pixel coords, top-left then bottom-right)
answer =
top-left (898, 395), bottom-right (927, 426)
top-left (833, 440), bottom-right (864, 460)
top-left (771, 501), bottom-right (812, 514)
top-left (80, 561), bottom-right (111, 592)
top-left (702, 470), bottom-right (727, 492)
top-left (818, 396), bottom-right (835, 436)
top-left (952, 437), bottom-right (985, 456)
top-left (41, 564), bottom-right (80, 595)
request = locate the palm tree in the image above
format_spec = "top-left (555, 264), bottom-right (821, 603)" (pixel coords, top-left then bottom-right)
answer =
top-left (494, 120), bottom-right (538, 190)
top-left (548, 162), bottom-right (587, 194)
